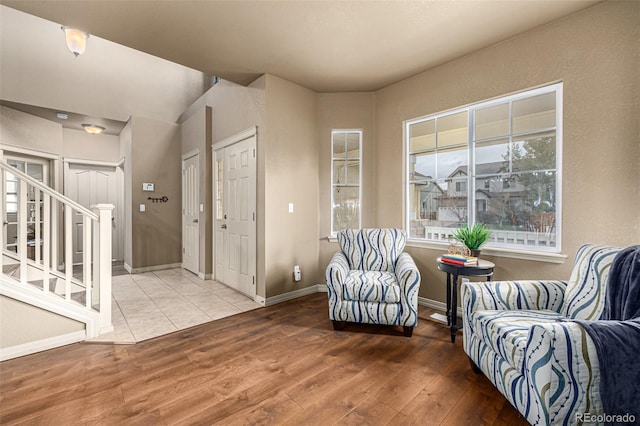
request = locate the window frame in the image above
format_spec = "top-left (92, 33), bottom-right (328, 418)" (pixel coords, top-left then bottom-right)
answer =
top-left (331, 129), bottom-right (362, 236)
top-left (404, 83), bottom-right (563, 256)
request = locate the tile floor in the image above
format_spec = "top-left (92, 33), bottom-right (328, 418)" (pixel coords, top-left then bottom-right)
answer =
top-left (88, 268), bottom-right (262, 344)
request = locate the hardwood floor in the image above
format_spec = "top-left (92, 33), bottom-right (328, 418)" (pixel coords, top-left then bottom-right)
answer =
top-left (0, 293), bottom-right (528, 425)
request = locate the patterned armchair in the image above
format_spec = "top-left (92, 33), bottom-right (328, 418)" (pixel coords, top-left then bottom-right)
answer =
top-left (462, 244), bottom-right (620, 425)
top-left (325, 229), bottom-right (421, 337)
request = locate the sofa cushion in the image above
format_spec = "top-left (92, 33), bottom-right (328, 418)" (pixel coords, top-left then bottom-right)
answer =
top-left (343, 270), bottom-right (400, 303)
top-left (472, 309), bottom-right (565, 372)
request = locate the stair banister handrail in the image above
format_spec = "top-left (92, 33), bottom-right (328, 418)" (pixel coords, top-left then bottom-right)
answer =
top-left (1, 158), bottom-right (113, 337)
top-left (0, 160), bottom-right (98, 221)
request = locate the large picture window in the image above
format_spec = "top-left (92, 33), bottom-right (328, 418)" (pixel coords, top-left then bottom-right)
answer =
top-left (406, 83), bottom-right (562, 252)
top-left (331, 130), bottom-right (362, 235)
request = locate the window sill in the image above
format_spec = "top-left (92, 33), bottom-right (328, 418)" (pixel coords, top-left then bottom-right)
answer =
top-left (406, 239), bottom-right (568, 264)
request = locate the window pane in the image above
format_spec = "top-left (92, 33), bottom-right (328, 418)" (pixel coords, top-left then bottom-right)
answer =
top-left (512, 133), bottom-right (556, 172)
top-left (409, 119), bottom-right (435, 152)
top-left (475, 171), bottom-right (556, 247)
top-left (475, 138), bottom-right (510, 175)
top-left (216, 160), bottom-right (223, 219)
top-left (411, 152), bottom-right (435, 182)
top-left (27, 163), bottom-right (43, 181)
top-left (8, 160), bottom-right (25, 172)
top-left (438, 111), bottom-right (468, 147)
top-left (475, 103), bottom-right (509, 140)
top-left (345, 159), bottom-right (360, 185)
top-left (346, 133), bottom-right (360, 158)
top-left (332, 160), bottom-right (346, 185)
top-left (513, 92), bottom-right (556, 133)
top-left (6, 181), bottom-right (17, 193)
top-left (436, 146), bottom-right (467, 180)
top-left (333, 187), bottom-right (359, 232)
top-left (332, 133), bottom-right (346, 159)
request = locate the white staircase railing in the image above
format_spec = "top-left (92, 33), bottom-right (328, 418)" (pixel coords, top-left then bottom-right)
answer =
top-left (0, 160), bottom-right (113, 337)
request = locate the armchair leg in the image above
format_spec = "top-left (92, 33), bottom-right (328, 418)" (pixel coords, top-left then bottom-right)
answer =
top-left (403, 326), bottom-right (414, 337)
top-left (468, 357), bottom-right (482, 374)
top-left (332, 320), bottom-right (347, 330)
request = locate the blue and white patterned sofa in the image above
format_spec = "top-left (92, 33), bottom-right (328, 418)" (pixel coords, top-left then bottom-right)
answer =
top-left (325, 229), bottom-right (421, 336)
top-left (462, 244), bottom-right (620, 425)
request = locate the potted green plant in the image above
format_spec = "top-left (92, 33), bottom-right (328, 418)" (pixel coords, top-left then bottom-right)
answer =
top-left (453, 223), bottom-right (491, 257)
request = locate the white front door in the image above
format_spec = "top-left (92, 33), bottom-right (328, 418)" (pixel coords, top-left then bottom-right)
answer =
top-left (182, 153), bottom-right (199, 274)
top-left (65, 162), bottom-right (121, 264)
top-left (214, 134), bottom-right (256, 298)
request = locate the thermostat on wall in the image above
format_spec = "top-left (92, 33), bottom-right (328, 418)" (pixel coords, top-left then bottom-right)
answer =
top-left (142, 183), bottom-right (155, 192)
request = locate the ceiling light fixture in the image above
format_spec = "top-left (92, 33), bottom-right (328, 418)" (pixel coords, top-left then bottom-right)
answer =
top-left (56, 112), bottom-right (69, 120)
top-left (61, 26), bottom-right (90, 57)
top-left (82, 124), bottom-right (105, 135)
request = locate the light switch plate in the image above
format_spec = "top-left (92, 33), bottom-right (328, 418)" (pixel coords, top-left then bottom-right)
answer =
top-left (140, 204), bottom-right (145, 212)
top-left (288, 203), bottom-right (294, 213)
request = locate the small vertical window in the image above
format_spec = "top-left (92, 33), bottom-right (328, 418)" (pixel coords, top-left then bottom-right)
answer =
top-left (331, 130), bottom-right (362, 234)
top-left (215, 159), bottom-right (223, 219)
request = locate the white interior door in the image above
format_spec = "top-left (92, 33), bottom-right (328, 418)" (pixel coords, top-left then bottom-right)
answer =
top-left (65, 162), bottom-right (121, 264)
top-left (182, 153), bottom-right (199, 274)
top-left (214, 134), bottom-right (256, 298)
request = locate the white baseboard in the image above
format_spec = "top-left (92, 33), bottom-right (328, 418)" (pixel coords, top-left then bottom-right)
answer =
top-left (197, 272), bottom-right (212, 280)
top-left (263, 284), bottom-right (326, 306)
top-left (0, 330), bottom-right (86, 362)
top-left (418, 296), bottom-right (462, 316)
top-left (257, 284), bottom-right (458, 315)
top-left (125, 263), bottom-right (183, 274)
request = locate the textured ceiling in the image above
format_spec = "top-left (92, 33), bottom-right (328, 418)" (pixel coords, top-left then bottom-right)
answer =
top-left (1, 0), bottom-right (601, 93)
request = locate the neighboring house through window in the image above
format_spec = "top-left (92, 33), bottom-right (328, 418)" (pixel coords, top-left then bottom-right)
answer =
top-left (406, 83), bottom-right (562, 252)
top-left (331, 130), bottom-right (362, 235)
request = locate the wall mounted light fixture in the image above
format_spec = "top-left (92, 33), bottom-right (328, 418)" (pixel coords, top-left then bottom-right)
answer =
top-left (61, 26), bottom-right (90, 57)
top-left (82, 124), bottom-right (105, 135)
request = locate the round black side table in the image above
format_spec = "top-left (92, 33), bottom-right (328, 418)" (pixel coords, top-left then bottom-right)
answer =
top-left (436, 257), bottom-right (495, 343)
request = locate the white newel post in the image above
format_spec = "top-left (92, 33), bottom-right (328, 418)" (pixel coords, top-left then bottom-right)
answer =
top-left (93, 204), bottom-right (114, 335)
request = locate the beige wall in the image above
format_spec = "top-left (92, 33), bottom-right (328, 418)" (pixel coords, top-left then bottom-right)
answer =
top-left (128, 117), bottom-right (182, 269)
top-left (317, 92), bottom-right (376, 283)
top-left (0, 295), bottom-right (83, 349)
top-left (180, 78), bottom-right (267, 294)
top-left (180, 105), bottom-right (213, 276)
top-left (373, 1), bottom-right (640, 303)
top-left (264, 75), bottom-right (319, 297)
top-left (0, 106), bottom-right (64, 157)
top-left (61, 129), bottom-right (121, 163)
top-left (120, 121), bottom-right (133, 267)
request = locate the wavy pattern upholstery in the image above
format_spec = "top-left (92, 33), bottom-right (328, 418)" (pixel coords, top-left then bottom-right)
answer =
top-left (326, 229), bottom-right (420, 336)
top-left (463, 244), bottom-right (619, 425)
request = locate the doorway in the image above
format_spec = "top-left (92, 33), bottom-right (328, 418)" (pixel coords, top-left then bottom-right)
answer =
top-left (64, 160), bottom-right (123, 263)
top-left (213, 128), bottom-right (257, 298)
top-left (182, 152), bottom-right (199, 274)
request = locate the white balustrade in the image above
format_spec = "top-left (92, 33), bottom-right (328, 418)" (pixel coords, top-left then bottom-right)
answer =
top-left (420, 225), bottom-right (556, 248)
top-left (0, 160), bottom-right (113, 338)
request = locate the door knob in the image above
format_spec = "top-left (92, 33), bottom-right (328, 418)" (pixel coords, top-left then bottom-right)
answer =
top-left (193, 219), bottom-right (199, 223)
top-left (221, 224), bottom-right (227, 229)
